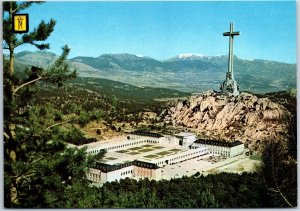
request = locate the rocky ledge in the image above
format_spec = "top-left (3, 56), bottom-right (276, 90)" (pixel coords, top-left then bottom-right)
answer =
top-left (164, 90), bottom-right (292, 152)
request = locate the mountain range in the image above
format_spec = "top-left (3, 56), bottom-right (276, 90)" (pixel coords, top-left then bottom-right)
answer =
top-left (11, 51), bottom-right (296, 94)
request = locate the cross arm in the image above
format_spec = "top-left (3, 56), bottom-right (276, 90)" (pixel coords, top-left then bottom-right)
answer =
top-left (223, 31), bottom-right (240, 36)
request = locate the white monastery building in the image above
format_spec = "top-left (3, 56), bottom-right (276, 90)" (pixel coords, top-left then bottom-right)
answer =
top-left (191, 139), bottom-right (244, 158)
top-left (85, 131), bottom-right (244, 183)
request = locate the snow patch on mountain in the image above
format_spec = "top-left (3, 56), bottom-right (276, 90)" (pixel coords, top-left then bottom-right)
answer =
top-left (178, 53), bottom-right (206, 59)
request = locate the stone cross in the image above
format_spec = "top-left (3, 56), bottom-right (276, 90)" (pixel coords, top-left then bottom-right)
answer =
top-left (223, 22), bottom-right (240, 80)
top-left (220, 22), bottom-right (240, 96)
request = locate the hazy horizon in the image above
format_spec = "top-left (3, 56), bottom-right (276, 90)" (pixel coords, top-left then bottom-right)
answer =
top-left (11, 49), bottom-right (297, 65)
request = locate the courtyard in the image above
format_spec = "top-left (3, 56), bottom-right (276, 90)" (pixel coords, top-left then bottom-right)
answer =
top-left (96, 142), bottom-right (186, 165)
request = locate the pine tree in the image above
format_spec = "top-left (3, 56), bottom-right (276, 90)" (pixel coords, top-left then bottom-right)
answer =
top-left (196, 189), bottom-right (220, 208)
top-left (258, 140), bottom-right (297, 207)
top-left (3, 2), bottom-right (101, 207)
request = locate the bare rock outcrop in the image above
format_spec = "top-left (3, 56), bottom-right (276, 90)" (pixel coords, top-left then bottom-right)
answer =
top-left (164, 91), bottom-right (291, 152)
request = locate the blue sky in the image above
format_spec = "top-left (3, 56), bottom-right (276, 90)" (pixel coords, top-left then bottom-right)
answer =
top-left (13, 1), bottom-right (296, 63)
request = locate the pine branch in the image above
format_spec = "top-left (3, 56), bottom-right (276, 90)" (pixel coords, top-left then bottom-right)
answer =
top-left (45, 120), bottom-right (72, 131)
top-left (12, 1), bottom-right (43, 14)
top-left (32, 43), bottom-right (50, 50)
top-left (270, 187), bottom-right (293, 207)
top-left (4, 132), bottom-right (10, 139)
top-left (15, 171), bottom-right (35, 184)
top-left (13, 76), bottom-right (43, 94)
top-left (14, 41), bottom-right (24, 48)
top-left (31, 119), bottom-right (73, 139)
top-left (269, 142), bottom-right (294, 207)
top-left (13, 45), bottom-right (74, 94)
top-left (22, 19), bottom-right (56, 45)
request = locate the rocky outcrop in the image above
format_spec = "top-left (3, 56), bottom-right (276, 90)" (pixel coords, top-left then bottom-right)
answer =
top-left (164, 90), bottom-right (291, 152)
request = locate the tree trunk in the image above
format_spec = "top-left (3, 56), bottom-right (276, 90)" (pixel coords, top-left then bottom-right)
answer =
top-left (9, 1), bottom-right (14, 77)
top-left (9, 49), bottom-right (14, 77)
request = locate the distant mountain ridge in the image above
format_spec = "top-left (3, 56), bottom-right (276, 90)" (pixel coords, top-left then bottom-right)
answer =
top-left (11, 50), bottom-right (296, 94)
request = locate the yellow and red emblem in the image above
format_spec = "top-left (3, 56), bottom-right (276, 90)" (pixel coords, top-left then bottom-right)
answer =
top-left (12, 14), bottom-right (29, 33)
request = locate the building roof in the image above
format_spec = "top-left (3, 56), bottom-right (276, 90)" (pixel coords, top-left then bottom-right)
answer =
top-left (133, 160), bottom-right (160, 169)
top-left (92, 161), bottom-right (134, 173)
top-left (194, 139), bottom-right (243, 147)
top-left (91, 159), bottom-right (160, 172)
top-left (174, 132), bottom-right (195, 137)
top-left (131, 130), bottom-right (163, 138)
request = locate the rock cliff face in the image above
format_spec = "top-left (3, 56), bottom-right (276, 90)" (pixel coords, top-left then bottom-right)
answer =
top-left (164, 90), bottom-right (291, 152)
